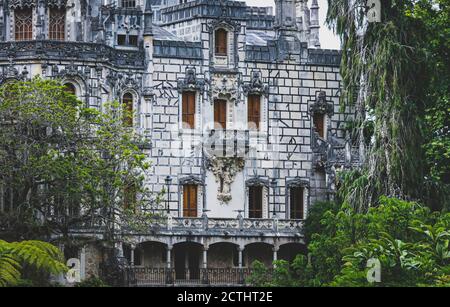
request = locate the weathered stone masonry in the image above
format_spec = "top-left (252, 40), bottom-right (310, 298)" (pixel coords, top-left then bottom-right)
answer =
top-left (0, 0), bottom-right (359, 284)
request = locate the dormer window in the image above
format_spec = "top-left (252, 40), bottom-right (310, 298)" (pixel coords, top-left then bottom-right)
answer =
top-left (215, 28), bottom-right (228, 56)
top-left (121, 0), bottom-right (136, 8)
top-left (49, 8), bottom-right (65, 41)
top-left (15, 8), bottom-right (33, 41)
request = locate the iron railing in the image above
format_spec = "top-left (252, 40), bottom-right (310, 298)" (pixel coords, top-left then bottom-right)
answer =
top-left (125, 267), bottom-right (267, 287)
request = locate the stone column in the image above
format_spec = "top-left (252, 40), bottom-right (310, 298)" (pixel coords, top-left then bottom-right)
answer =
top-left (238, 246), bottom-right (244, 269)
top-left (166, 245), bottom-right (173, 284)
top-left (130, 245), bottom-right (135, 266)
top-left (203, 246), bottom-right (208, 269)
top-left (273, 246), bottom-right (279, 267)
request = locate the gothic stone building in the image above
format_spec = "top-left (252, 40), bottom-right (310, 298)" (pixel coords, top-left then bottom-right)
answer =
top-left (0, 0), bottom-right (358, 285)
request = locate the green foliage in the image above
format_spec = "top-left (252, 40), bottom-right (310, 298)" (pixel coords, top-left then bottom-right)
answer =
top-left (248, 197), bottom-right (450, 287)
top-left (0, 78), bottom-right (161, 242)
top-left (326, 0), bottom-right (449, 210)
top-left (0, 240), bottom-right (66, 287)
top-left (74, 276), bottom-right (109, 287)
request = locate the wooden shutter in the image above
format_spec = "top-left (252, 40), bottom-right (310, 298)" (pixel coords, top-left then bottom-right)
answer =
top-left (123, 93), bottom-right (133, 127)
top-left (182, 92), bottom-right (196, 128)
top-left (313, 114), bottom-right (325, 138)
top-left (183, 185), bottom-right (198, 217)
top-left (248, 186), bottom-right (263, 219)
top-left (215, 28), bottom-right (227, 55)
top-left (248, 94), bottom-right (261, 130)
top-left (214, 99), bottom-right (227, 129)
top-left (290, 187), bottom-right (304, 219)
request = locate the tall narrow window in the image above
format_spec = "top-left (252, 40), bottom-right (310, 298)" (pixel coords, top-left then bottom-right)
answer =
top-left (15, 8), bottom-right (33, 41)
top-left (121, 0), bottom-right (136, 8)
top-left (290, 187), bottom-right (304, 219)
top-left (248, 186), bottom-right (263, 219)
top-left (123, 93), bottom-right (133, 127)
top-left (182, 91), bottom-right (196, 129)
top-left (313, 113), bottom-right (325, 138)
top-left (215, 28), bottom-right (227, 56)
top-left (214, 99), bottom-right (227, 129)
top-left (49, 8), bottom-right (65, 41)
top-left (183, 185), bottom-right (198, 217)
top-left (248, 94), bottom-right (261, 130)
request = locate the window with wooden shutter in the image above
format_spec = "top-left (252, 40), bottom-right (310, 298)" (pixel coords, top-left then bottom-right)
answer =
top-left (183, 185), bottom-right (198, 217)
top-left (248, 186), bottom-right (263, 219)
top-left (290, 187), bottom-right (304, 219)
top-left (15, 9), bottom-right (33, 41)
top-left (182, 91), bottom-right (196, 129)
top-left (248, 94), bottom-right (261, 130)
top-left (215, 28), bottom-right (227, 56)
top-left (214, 99), bottom-right (227, 129)
top-left (49, 8), bottom-right (65, 41)
top-left (123, 93), bottom-right (133, 127)
top-left (313, 113), bottom-right (325, 138)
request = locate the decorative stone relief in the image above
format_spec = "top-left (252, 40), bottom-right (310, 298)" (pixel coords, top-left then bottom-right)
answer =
top-left (207, 156), bottom-right (244, 204)
top-left (309, 90), bottom-right (334, 116)
top-left (177, 67), bottom-right (205, 93)
top-left (210, 73), bottom-right (240, 105)
top-left (0, 61), bottom-right (28, 85)
top-left (242, 70), bottom-right (269, 97)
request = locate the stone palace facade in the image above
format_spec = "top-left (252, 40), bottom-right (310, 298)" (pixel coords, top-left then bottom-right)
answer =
top-left (0, 0), bottom-right (359, 285)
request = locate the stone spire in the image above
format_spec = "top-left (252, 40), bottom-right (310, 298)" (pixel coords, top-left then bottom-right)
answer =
top-left (143, 0), bottom-right (153, 36)
top-left (309, 0), bottom-right (321, 48)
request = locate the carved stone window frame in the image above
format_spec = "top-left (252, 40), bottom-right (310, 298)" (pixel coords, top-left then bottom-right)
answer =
top-left (178, 176), bottom-right (204, 218)
top-left (207, 17), bottom-right (241, 70)
top-left (285, 177), bottom-right (309, 220)
top-left (309, 90), bottom-right (334, 143)
top-left (243, 70), bottom-right (269, 134)
top-left (245, 177), bottom-right (269, 219)
top-left (177, 67), bottom-right (205, 132)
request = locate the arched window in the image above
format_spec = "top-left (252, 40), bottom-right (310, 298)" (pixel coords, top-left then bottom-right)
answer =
top-left (49, 8), bottom-right (66, 41)
top-left (64, 83), bottom-right (76, 95)
top-left (15, 8), bottom-right (33, 41)
top-left (122, 93), bottom-right (133, 127)
top-left (215, 28), bottom-right (228, 56)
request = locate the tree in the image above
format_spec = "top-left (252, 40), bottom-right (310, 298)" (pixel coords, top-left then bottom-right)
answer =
top-left (0, 78), bottom-right (160, 248)
top-left (326, 0), bottom-right (449, 210)
top-left (0, 240), bottom-right (66, 287)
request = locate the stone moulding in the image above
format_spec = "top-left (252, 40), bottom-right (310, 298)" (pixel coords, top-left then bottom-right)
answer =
top-left (206, 156), bottom-right (244, 204)
top-left (0, 41), bottom-right (145, 68)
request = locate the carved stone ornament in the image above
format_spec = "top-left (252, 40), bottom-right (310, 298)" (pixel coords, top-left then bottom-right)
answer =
top-left (0, 61), bottom-right (28, 85)
top-left (177, 67), bottom-right (205, 93)
top-left (243, 70), bottom-right (269, 97)
top-left (309, 90), bottom-right (334, 116)
top-left (206, 156), bottom-right (245, 204)
top-left (211, 73), bottom-right (239, 105)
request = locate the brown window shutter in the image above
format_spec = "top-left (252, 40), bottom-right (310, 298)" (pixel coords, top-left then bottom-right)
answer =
top-left (183, 185), bottom-right (198, 217)
top-left (215, 29), bottom-right (227, 55)
top-left (290, 187), bottom-right (304, 219)
top-left (313, 114), bottom-right (325, 138)
top-left (248, 186), bottom-right (263, 219)
top-left (214, 99), bottom-right (227, 129)
top-left (248, 94), bottom-right (261, 130)
top-left (182, 92), bottom-right (196, 128)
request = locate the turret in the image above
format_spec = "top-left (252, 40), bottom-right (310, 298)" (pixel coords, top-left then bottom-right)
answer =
top-left (309, 0), bottom-right (321, 48)
top-left (143, 0), bottom-right (153, 36)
